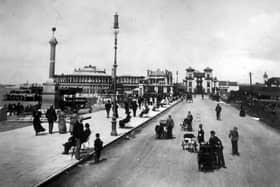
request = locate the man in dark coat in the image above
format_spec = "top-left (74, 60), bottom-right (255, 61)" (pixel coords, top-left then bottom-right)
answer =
top-left (197, 124), bottom-right (205, 144)
top-left (94, 133), bottom-right (103, 163)
top-left (46, 105), bottom-right (57, 134)
top-left (131, 100), bottom-right (138, 117)
top-left (209, 131), bottom-right (226, 168)
top-left (124, 101), bottom-right (130, 115)
top-left (62, 123), bottom-right (90, 155)
top-left (215, 104), bottom-right (222, 120)
top-left (105, 100), bottom-right (112, 118)
top-left (166, 115), bottom-right (175, 138)
top-left (72, 117), bottom-right (84, 160)
top-left (186, 111), bottom-right (193, 131)
top-left (229, 127), bottom-right (239, 156)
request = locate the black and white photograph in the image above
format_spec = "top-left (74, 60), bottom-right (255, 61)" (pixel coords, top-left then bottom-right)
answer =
top-left (0, 0), bottom-right (280, 187)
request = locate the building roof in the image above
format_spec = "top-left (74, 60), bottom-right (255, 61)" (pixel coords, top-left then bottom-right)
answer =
top-left (204, 67), bottom-right (213, 72)
top-left (186, 67), bottom-right (195, 72)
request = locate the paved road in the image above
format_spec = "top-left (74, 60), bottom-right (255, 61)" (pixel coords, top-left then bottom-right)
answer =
top-left (46, 97), bottom-right (280, 187)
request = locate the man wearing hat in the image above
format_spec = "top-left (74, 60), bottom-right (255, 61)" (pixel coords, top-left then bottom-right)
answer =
top-left (229, 127), bottom-right (239, 156)
top-left (209, 130), bottom-right (226, 168)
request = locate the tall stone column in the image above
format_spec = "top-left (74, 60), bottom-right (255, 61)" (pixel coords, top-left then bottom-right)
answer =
top-left (42, 27), bottom-right (58, 110)
top-left (49, 27), bottom-right (58, 79)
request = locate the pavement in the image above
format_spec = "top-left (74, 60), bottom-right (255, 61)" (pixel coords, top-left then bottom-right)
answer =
top-left (0, 100), bottom-right (180, 187)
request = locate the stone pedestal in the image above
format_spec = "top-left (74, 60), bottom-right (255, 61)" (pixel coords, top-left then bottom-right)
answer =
top-left (41, 81), bottom-right (56, 110)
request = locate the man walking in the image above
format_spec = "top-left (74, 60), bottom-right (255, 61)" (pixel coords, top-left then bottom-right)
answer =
top-left (166, 115), bottom-right (175, 138)
top-left (46, 105), bottom-right (57, 134)
top-left (215, 104), bottom-right (222, 120)
top-left (197, 124), bottom-right (205, 144)
top-left (131, 100), bottom-right (138, 117)
top-left (105, 100), bottom-right (112, 118)
top-left (73, 117), bottom-right (84, 160)
top-left (209, 130), bottom-right (226, 168)
top-left (229, 127), bottom-right (239, 156)
top-left (94, 133), bottom-right (103, 163)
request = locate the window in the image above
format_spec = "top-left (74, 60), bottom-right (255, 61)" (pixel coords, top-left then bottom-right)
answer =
top-left (189, 81), bottom-right (192, 87)
top-left (207, 82), bottom-right (210, 87)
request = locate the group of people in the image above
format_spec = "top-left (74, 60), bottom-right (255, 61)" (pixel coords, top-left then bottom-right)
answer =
top-left (62, 115), bottom-right (103, 162)
top-left (32, 105), bottom-right (59, 135)
top-left (31, 105), bottom-right (104, 162)
top-left (192, 105), bottom-right (240, 170)
top-left (197, 123), bottom-right (239, 169)
top-left (155, 115), bottom-right (175, 139)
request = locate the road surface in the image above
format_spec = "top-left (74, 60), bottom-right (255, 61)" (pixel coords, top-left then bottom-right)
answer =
top-left (46, 97), bottom-right (280, 187)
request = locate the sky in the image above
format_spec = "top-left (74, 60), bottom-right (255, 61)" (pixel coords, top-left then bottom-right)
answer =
top-left (0, 0), bottom-right (280, 84)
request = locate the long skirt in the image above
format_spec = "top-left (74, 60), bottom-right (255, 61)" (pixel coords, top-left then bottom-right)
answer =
top-left (33, 120), bottom-right (45, 133)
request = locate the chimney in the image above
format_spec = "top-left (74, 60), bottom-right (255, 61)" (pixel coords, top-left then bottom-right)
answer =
top-left (49, 27), bottom-right (58, 78)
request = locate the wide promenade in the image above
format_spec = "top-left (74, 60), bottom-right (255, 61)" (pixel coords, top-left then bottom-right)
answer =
top-left (48, 97), bottom-right (280, 187)
top-left (0, 100), bottom-right (179, 187)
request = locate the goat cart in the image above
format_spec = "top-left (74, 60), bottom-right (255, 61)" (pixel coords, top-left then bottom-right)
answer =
top-left (155, 120), bottom-right (168, 139)
top-left (197, 143), bottom-right (214, 171)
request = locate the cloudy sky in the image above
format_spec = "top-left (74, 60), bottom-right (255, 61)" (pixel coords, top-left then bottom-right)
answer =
top-left (0, 0), bottom-right (280, 84)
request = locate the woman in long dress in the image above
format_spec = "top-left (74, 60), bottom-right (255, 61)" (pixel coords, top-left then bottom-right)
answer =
top-left (32, 109), bottom-right (45, 135)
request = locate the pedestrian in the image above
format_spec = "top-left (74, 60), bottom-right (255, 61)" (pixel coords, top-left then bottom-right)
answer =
top-left (215, 104), bottom-right (222, 120)
top-left (166, 115), bottom-right (175, 138)
top-left (32, 108), bottom-right (45, 136)
top-left (58, 110), bottom-right (66, 134)
top-left (105, 100), bottom-right (111, 118)
top-left (62, 122), bottom-right (91, 155)
top-left (209, 130), bottom-right (226, 168)
top-left (69, 113), bottom-right (78, 134)
top-left (131, 100), bottom-right (138, 117)
top-left (186, 111), bottom-right (193, 131)
top-left (124, 100), bottom-right (130, 115)
top-left (46, 105), bottom-right (57, 134)
top-left (240, 104), bottom-right (246, 117)
top-left (197, 124), bottom-right (204, 144)
top-left (94, 133), bottom-right (103, 163)
top-left (138, 97), bottom-right (142, 109)
top-left (72, 116), bottom-right (84, 160)
top-left (229, 127), bottom-right (239, 156)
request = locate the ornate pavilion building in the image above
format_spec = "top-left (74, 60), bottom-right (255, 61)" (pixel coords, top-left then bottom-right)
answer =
top-left (185, 67), bottom-right (217, 94)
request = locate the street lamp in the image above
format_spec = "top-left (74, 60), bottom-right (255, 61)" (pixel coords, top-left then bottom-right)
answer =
top-left (111, 12), bottom-right (119, 136)
top-left (213, 76), bottom-right (217, 93)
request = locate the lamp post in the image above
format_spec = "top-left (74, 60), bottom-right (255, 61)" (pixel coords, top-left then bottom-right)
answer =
top-left (213, 76), bottom-right (217, 94)
top-left (111, 13), bottom-right (119, 136)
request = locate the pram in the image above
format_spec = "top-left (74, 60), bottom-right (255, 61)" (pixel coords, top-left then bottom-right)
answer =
top-left (181, 133), bottom-right (197, 152)
top-left (155, 120), bottom-right (167, 139)
top-left (197, 143), bottom-right (214, 171)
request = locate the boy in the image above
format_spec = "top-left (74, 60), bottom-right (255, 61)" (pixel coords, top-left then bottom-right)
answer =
top-left (94, 133), bottom-right (103, 163)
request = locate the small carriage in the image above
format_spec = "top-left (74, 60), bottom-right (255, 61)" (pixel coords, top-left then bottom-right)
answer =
top-left (186, 93), bottom-right (193, 103)
top-left (181, 133), bottom-right (197, 152)
top-left (197, 143), bottom-right (214, 171)
top-left (155, 120), bottom-right (167, 139)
